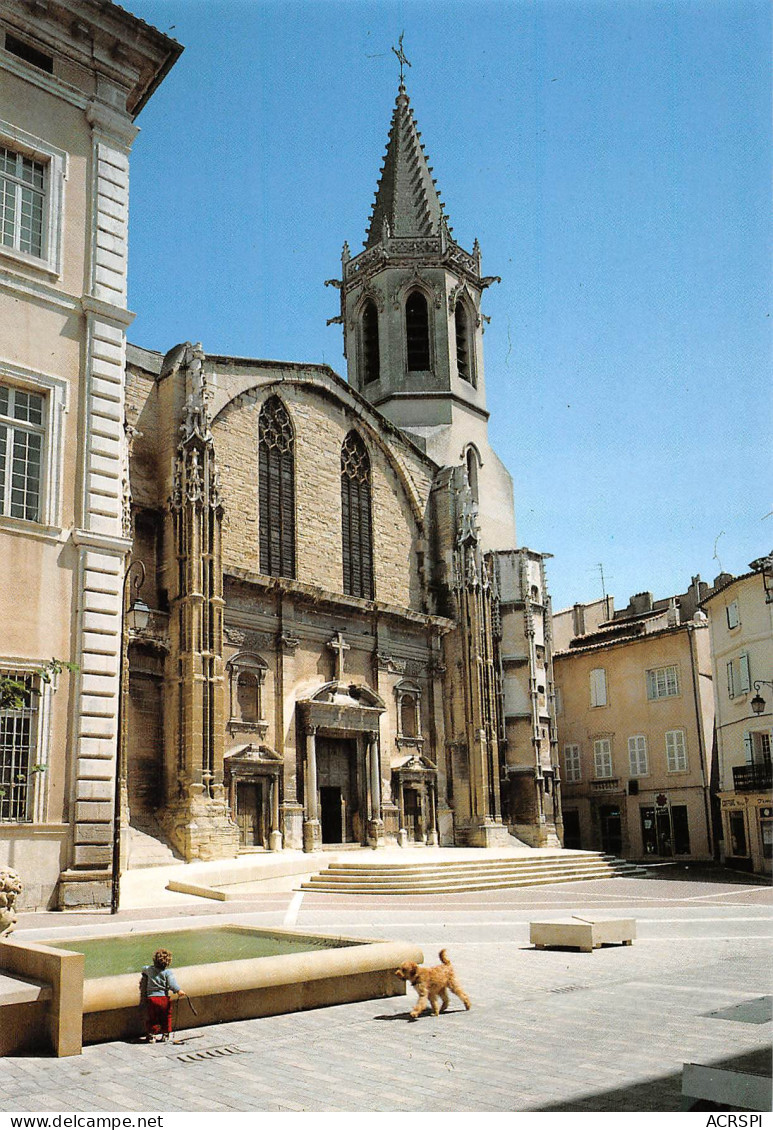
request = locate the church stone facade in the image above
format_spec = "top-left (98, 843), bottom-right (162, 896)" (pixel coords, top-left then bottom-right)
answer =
top-left (122, 79), bottom-right (563, 868)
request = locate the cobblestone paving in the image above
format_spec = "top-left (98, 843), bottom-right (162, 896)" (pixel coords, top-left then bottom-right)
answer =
top-left (5, 876), bottom-right (772, 1113)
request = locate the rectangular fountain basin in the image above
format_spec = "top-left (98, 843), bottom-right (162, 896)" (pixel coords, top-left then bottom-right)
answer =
top-left (0, 923), bottom-right (423, 1056)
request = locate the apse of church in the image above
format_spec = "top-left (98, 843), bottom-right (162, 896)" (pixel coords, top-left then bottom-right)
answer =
top-left (121, 77), bottom-right (562, 861)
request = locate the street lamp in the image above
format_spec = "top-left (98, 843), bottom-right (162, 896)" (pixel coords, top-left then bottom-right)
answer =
top-left (750, 680), bottom-right (773, 717)
top-left (749, 554), bottom-right (773, 604)
top-left (111, 559), bottom-right (147, 915)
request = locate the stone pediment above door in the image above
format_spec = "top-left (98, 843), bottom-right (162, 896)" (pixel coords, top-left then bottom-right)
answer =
top-left (394, 752), bottom-right (437, 774)
top-left (299, 680), bottom-right (385, 733)
top-left (225, 743), bottom-right (283, 771)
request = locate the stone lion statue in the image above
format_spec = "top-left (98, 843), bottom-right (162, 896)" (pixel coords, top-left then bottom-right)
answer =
top-left (0, 867), bottom-right (22, 937)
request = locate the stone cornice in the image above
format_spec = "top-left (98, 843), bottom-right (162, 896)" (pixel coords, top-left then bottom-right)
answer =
top-left (224, 568), bottom-right (455, 633)
top-left (71, 528), bottom-right (131, 554)
top-left (370, 389), bottom-right (490, 422)
top-left (85, 101), bottom-right (139, 148)
top-left (82, 293), bottom-right (136, 327)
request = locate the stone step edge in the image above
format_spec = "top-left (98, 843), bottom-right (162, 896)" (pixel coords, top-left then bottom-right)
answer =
top-left (316, 863), bottom-right (632, 881)
top-left (331, 852), bottom-right (606, 871)
top-left (316, 862), bottom-right (640, 879)
top-left (300, 872), bottom-right (636, 894)
top-left (301, 868), bottom-right (643, 892)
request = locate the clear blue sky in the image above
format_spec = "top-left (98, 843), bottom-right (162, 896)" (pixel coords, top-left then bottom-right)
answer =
top-left (125, 0), bottom-right (771, 612)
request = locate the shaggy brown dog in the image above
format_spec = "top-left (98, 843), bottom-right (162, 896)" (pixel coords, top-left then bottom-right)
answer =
top-left (395, 949), bottom-right (472, 1019)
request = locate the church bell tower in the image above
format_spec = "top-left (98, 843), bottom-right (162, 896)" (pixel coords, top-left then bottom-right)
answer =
top-left (328, 78), bottom-right (516, 551)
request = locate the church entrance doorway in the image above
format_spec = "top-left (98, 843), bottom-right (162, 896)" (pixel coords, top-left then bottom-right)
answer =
top-left (317, 737), bottom-right (360, 844)
top-left (236, 780), bottom-right (265, 847)
top-left (320, 787), bottom-right (343, 843)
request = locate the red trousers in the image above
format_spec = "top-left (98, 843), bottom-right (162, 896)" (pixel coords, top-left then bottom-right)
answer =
top-left (145, 995), bottom-right (173, 1035)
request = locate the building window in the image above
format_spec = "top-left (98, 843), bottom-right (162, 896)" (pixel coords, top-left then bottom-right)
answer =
top-left (726, 660), bottom-right (736, 699)
top-left (0, 383), bottom-right (44, 522)
top-left (726, 656), bottom-right (750, 700)
top-left (628, 735), bottom-right (648, 777)
top-left (554, 686), bottom-right (563, 716)
top-left (761, 813), bottom-right (772, 861)
top-left (738, 652), bottom-right (751, 694)
top-left (1, 146), bottom-right (45, 258)
top-left (341, 431), bottom-right (374, 599)
top-left (744, 731), bottom-right (771, 766)
top-left (646, 665), bottom-right (679, 700)
top-left (665, 729), bottom-right (688, 772)
top-left (593, 738), bottom-right (613, 778)
top-left (0, 123), bottom-right (66, 275)
top-left (0, 672), bottom-right (38, 822)
top-left (590, 668), bottom-right (607, 707)
top-left (361, 299), bottom-right (380, 384)
top-left (258, 396), bottom-right (295, 579)
top-left (454, 301), bottom-right (473, 384)
top-left (465, 446), bottom-right (479, 504)
top-left (405, 290), bottom-right (430, 371)
top-left (4, 34), bottom-right (54, 74)
top-left (564, 743), bottom-right (581, 782)
top-left (726, 600), bottom-right (740, 629)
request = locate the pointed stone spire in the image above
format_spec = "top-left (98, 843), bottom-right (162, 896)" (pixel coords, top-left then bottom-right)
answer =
top-left (365, 83), bottom-right (448, 248)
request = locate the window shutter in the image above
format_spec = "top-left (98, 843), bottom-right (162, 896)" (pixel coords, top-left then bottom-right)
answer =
top-left (743, 733), bottom-right (753, 764)
top-left (726, 661), bottom-right (735, 699)
top-left (591, 668), bottom-right (607, 707)
top-left (739, 653), bottom-right (751, 694)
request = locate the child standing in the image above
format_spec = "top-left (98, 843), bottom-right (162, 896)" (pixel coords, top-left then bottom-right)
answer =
top-left (140, 948), bottom-right (185, 1042)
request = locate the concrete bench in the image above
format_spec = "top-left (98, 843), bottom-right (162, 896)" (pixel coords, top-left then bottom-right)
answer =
top-left (530, 915), bottom-right (636, 953)
top-left (682, 1062), bottom-right (773, 1112)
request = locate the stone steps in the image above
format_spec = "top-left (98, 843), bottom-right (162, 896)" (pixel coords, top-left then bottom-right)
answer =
top-left (301, 853), bottom-right (646, 894)
top-left (126, 821), bottom-right (181, 870)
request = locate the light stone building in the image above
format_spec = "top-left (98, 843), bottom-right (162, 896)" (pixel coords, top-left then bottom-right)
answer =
top-left (2, 14), bottom-right (563, 908)
top-left (701, 557), bottom-right (773, 876)
top-left (0, 0), bottom-right (180, 909)
top-left (553, 580), bottom-right (716, 862)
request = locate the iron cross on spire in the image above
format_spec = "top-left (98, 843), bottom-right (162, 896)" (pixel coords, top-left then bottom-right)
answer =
top-left (392, 32), bottom-right (411, 84)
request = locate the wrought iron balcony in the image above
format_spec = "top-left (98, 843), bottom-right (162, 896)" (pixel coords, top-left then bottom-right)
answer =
top-left (732, 763), bottom-right (773, 793)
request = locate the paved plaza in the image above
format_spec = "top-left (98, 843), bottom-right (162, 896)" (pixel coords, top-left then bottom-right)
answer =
top-left (4, 872), bottom-right (772, 1113)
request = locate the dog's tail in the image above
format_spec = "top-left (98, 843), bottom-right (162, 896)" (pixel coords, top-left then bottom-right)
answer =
top-left (439, 949), bottom-right (451, 965)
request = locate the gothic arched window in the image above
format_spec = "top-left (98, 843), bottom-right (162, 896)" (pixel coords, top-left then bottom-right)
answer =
top-left (465, 446), bottom-right (480, 504)
top-left (405, 290), bottom-right (430, 371)
top-left (455, 301), bottom-right (473, 384)
top-left (361, 299), bottom-right (380, 384)
top-left (258, 396), bottom-right (295, 578)
top-left (341, 431), bottom-right (374, 599)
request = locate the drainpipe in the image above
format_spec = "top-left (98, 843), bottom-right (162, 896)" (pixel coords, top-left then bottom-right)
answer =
top-left (688, 623), bottom-right (714, 858)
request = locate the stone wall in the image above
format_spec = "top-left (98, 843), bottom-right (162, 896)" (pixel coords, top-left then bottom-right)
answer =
top-left (213, 380), bottom-right (433, 611)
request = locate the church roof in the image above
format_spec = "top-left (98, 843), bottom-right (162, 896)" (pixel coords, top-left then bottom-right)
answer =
top-left (366, 83), bottom-right (449, 248)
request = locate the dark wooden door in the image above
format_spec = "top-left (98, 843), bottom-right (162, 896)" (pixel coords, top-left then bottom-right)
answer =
top-left (236, 781), bottom-right (264, 847)
top-left (404, 787), bottom-right (423, 841)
